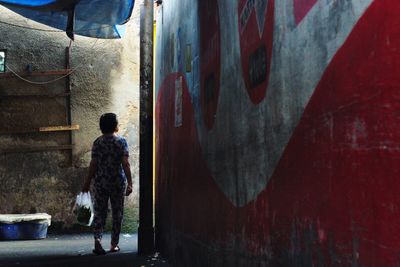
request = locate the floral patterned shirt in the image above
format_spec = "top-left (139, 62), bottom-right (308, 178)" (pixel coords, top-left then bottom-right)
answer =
top-left (91, 135), bottom-right (129, 185)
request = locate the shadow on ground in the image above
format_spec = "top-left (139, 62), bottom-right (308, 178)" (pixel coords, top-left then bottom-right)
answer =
top-left (0, 234), bottom-right (171, 267)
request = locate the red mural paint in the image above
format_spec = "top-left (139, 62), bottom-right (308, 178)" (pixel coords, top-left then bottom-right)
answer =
top-left (238, 0), bottom-right (274, 104)
top-left (251, 1), bottom-right (400, 264)
top-left (156, 0), bottom-right (400, 265)
top-left (293, 0), bottom-right (318, 25)
top-left (199, 0), bottom-right (221, 130)
top-left (156, 73), bottom-right (236, 247)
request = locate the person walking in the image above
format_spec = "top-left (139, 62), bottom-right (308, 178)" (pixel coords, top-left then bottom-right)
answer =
top-left (82, 113), bottom-right (133, 255)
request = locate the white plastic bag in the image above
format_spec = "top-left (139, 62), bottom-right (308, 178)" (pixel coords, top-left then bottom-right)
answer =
top-left (74, 192), bottom-right (94, 226)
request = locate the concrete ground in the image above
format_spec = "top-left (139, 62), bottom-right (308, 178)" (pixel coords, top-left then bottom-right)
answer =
top-left (0, 234), bottom-right (171, 267)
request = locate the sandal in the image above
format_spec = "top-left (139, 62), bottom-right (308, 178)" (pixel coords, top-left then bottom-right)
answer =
top-left (109, 245), bottom-right (120, 253)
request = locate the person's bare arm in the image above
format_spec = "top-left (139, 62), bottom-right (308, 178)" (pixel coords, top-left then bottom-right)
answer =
top-left (82, 159), bottom-right (97, 192)
top-left (122, 156), bottom-right (133, 196)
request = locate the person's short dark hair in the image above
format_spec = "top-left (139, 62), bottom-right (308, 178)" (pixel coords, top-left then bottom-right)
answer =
top-left (100, 113), bottom-right (118, 134)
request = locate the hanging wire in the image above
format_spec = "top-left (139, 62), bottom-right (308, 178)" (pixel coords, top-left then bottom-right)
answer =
top-left (3, 38), bottom-right (108, 85)
top-left (5, 64), bottom-right (74, 85)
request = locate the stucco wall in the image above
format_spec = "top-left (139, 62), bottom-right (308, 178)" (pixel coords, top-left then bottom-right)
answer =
top-left (0, 4), bottom-right (140, 229)
top-left (155, 0), bottom-right (400, 266)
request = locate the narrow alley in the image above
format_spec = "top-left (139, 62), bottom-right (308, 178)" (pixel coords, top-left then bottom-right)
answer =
top-left (1, 0), bottom-right (400, 266)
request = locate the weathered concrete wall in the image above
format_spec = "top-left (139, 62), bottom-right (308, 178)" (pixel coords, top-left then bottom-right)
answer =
top-left (0, 4), bottom-right (140, 229)
top-left (155, 0), bottom-right (400, 266)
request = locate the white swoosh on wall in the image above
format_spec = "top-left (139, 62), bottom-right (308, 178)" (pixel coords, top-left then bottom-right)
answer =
top-left (194, 0), bottom-right (374, 207)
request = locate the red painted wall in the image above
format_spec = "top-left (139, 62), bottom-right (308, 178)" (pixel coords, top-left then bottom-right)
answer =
top-left (155, 0), bottom-right (400, 266)
top-left (293, 0), bottom-right (317, 25)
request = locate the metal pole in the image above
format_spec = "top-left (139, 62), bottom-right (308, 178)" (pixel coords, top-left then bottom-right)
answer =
top-left (138, 0), bottom-right (154, 255)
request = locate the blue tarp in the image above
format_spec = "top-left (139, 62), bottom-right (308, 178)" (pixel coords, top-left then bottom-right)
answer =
top-left (0, 0), bottom-right (135, 39)
top-left (0, 0), bottom-right (56, 6)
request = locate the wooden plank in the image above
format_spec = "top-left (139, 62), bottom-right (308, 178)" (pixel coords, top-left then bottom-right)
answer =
top-left (0, 69), bottom-right (72, 79)
top-left (0, 145), bottom-right (73, 154)
top-left (0, 125), bottom-right (79, 134)
top-left (39, 125), bottom-right (79, 132)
